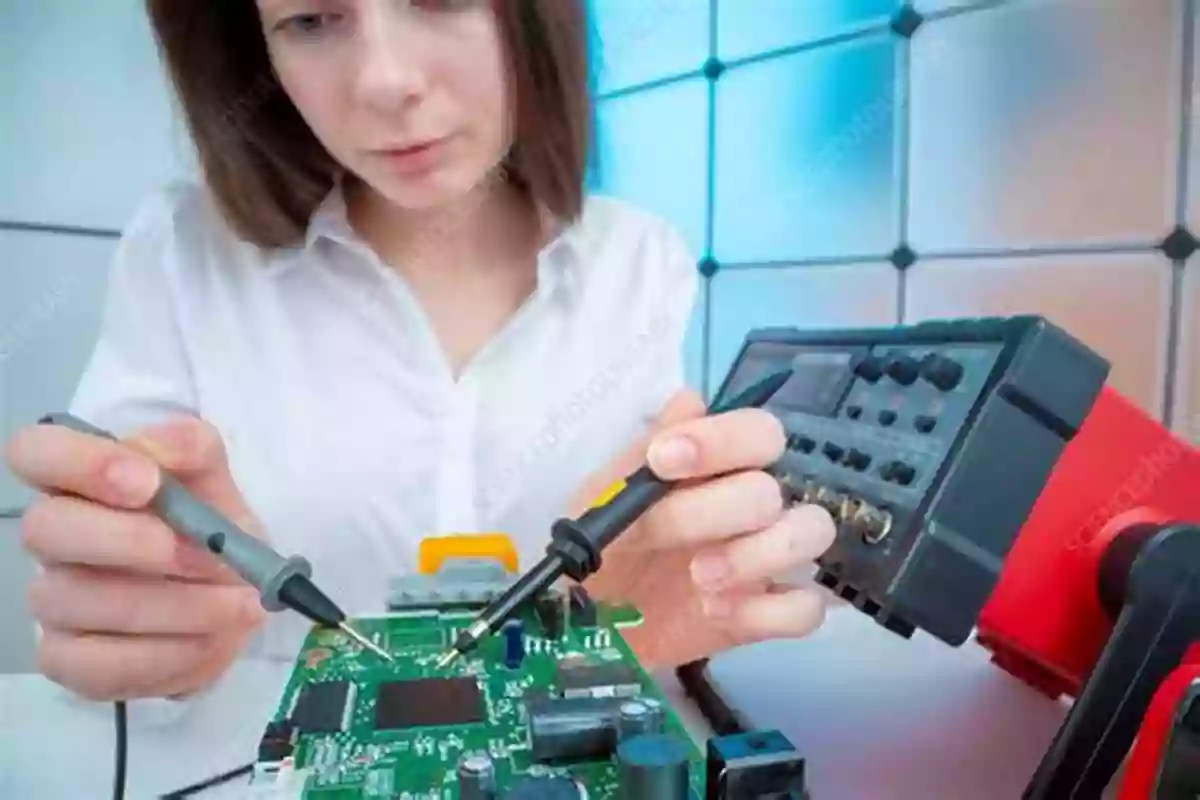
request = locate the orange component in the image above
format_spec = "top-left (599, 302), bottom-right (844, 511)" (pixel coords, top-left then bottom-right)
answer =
top-left (418, 534), bottom-right (519, 575)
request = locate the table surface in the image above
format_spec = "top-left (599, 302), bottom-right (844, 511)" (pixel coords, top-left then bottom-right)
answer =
top-left (0, 605), bottom-right (1117, 799)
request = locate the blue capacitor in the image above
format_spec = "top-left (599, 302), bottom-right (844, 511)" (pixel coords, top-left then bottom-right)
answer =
top-left (502, 619), bottom-right (525, 669)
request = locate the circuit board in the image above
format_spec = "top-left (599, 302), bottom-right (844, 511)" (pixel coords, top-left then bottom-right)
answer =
top-left (250, 584), bottom-right (709, 799)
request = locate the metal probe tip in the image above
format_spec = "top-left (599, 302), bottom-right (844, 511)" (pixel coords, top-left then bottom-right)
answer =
top-left (338, 621), bottom-right (395, 663)
top-left (435, 649), bottom-right (461, 669)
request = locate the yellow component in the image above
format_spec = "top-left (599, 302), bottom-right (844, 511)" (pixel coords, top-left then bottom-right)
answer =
top-left (418, 533), bottom-right (519, 575)
top-left (590, 478), bottom-right (627, 509)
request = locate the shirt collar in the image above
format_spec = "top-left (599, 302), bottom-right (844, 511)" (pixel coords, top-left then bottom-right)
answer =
top-left (282, 174), bottom-right (587, 293)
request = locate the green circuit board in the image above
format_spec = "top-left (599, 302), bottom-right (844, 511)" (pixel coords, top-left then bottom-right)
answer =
top-left (249, 588), bottom-right (708, 799)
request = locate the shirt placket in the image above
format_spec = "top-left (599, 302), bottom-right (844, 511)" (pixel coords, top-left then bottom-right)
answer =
top-left (436, 377), bottom-right (479, 534)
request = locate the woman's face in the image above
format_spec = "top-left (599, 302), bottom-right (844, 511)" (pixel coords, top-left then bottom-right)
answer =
top-left (257, 0), bottom-right (513, 210)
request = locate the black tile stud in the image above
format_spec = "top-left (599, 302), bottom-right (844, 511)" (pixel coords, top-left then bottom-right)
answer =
top-left (1159, 225), bottom-right (1199, 263)
top-left (699, 257), bottom-right (720, 278)
top-left (890, 244), bottom-right (918, 271)
top-left (703, 57), bottom-right (725, 81)
top-left (890, 5), bottom-right (924, 39)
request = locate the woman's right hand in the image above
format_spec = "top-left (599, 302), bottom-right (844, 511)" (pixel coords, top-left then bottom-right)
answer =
top-left (5, 416), bottom-right (267, 701)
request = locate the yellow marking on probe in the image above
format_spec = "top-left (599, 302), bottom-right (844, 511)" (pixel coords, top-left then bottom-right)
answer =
top-left (590, 478), bottom-right (627, 509)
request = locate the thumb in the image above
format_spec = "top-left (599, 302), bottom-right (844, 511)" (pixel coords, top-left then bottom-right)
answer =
top-left (570, 389), bottom-right (708, 518)
top-left (126, 416), bottom-right (260, 535)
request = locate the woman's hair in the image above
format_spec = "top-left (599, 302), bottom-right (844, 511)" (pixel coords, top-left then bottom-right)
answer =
top-left (145, 1), bottom-right (591, 249)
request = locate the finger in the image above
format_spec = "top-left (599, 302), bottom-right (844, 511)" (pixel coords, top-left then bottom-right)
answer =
top-left (688, 504), bottom-right (836, 591)
top-left (28, 565), bottom-right (265, 636)
top-left (128, 417), bottom-right (258, 532)
top-left (21, 494), bottom-right (235, 582)
top-left (632, 469), bottom-right (785, 551)
top-left (6, 423), bottom-right (161, 509)
top-left (700, 585), bottom-right (828, 644)
top-left (36, 628), bottom-right (220, 702)
top-left (571, 389), bottom-right (707, 517)
top-left (647, 407), bottom-right (785, 480)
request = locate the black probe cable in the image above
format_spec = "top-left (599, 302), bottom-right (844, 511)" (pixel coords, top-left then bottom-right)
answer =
top-left (113, 700), bottom-right (127, 799)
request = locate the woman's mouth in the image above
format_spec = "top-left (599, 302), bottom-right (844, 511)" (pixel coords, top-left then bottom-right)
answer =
top-left (374, 136), bottom-right (451, 175)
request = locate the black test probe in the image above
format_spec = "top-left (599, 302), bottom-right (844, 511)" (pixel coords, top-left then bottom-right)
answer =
top-left (38, 413), bottom-right (394, 663)
top-left (436, 367), bottom-right (796, 667)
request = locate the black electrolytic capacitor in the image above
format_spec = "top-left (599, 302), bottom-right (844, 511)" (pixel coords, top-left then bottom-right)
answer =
top-left (618, 698), bottom-right (664, 741)
top-left (617, 733), bottom-right (691, 800)
top-left (528, 695), bottom-right (621, 762)
top-left (457, 753), bottom-right (497, 800)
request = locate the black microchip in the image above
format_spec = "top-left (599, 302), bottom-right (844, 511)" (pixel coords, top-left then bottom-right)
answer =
top-left (290, 680), bottom-right (352, 734)
top-left (374, 677), bottom-right (485, 730)
top-left (556, 661), bottom-right (640, 698)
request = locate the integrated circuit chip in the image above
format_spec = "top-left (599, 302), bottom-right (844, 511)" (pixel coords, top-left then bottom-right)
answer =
top-left (374, 677), bottom-right (485, 730)
top-left (290, 680), bottom-right (355, 734)
top-left (556, 660), bottom-right (641, 699)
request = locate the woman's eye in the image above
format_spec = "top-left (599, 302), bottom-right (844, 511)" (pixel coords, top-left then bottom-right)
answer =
top-left (276, 12), bottom-right (343, 36)
top-left (412, 0), bottom-right (479, 11)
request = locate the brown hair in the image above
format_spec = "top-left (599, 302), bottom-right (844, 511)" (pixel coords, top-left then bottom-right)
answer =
top-left (145, 1), bottom-right (592, 249)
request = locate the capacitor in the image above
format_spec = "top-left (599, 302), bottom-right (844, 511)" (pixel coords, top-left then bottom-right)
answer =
top-left (528, 695), bottom-right (621, 762)
top-left (617, 733), bottom-right (690, 800)
top-left (457, 752), bottom-right (497, 800)
top-left (502, 620), bottom-right (525, 669)
top-left (617, 698), bottom-right (664, 741)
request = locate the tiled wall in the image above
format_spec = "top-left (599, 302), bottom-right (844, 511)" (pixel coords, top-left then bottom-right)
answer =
top-left (589, 0), bottom-right (1199, 447)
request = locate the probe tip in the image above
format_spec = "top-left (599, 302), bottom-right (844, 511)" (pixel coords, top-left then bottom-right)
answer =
top-left (435, 649), bottom-right (461, 669)
top-left (339, 621), bottom-right (395, 663)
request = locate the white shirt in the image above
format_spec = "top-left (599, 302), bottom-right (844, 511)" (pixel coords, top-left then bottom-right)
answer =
top-left (69, 178), bottom-right (698, 669)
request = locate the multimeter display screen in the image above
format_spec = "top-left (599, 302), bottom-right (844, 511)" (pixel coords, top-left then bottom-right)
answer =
top-left (723, 343), bottom-right (854, 417)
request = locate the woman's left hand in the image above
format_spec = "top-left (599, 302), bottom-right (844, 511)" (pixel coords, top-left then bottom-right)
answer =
top-left (574, 389), bottom-right (837, 669)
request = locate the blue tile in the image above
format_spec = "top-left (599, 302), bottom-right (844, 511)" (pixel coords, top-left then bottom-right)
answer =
top-left (718, 0), bottom-right (898, 62)
top-left (592, 79), bottom-right (710, 257)
top-left (589, 0), bottom-right (710, 93)
top-left (713, 37), bottom-right (899, 264)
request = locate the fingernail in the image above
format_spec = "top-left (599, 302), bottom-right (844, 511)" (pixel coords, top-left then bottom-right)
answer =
top-left (701, 594), bottom-right (731, 619)
top-left (106, 458), bottom-right (157, 502)
top-left (648, 436), bottom-right (697, 476)
top-left (690, 555), bottom-right (729, 590)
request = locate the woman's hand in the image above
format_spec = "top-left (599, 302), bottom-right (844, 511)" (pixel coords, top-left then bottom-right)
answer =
top-left (5, 416), bottom-right (267, 701)
top-left (576, 390), bottom-right (837, 669)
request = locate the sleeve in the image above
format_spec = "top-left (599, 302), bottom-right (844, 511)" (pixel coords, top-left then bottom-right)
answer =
top-left (68, 184), bottom-right (200, 433)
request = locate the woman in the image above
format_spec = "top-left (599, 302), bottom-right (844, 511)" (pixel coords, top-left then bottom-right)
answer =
top-left (5, 0), bottom-right (835, 704)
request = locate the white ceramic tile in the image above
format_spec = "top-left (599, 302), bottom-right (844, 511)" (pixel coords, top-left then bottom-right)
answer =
top-left (593, 78), bottom-right (710, 256)
top-left (0, 0), bottom-right (196, 231)
top-left (906, 253), bottom-right (1173, 418)
top-left (909, 0), bottom-right (1182, 252)
top-left (714, 37), bottom-right (899, 263)
top-left (0, 230), bottom-right (115, 509)
top-left (1177, 264), bottom-right (1199, 445)
top-left (717, 0), bottom-right (896, 63)
top-left (591, 0), bottom-right (710, 93)
top-left (707, 263), bottom-right (900, 389)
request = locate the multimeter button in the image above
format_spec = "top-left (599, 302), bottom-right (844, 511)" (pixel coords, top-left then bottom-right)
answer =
top-left (822, 442), bottom-right (845, 462)
top-left (885, 353), bottom-right (919, 385)
top-left (877, 409), bottom-right (897, 426)
top-left (845, 449), bottom-right (872, 471)
top-left (882, 461), bottom-right (916, 485)
top-left (913, 414), bottom-right (937, 433)
top-left (788, 434), bottom-right (816, 453)
top-left (919, 353), bottom-right (964, 391)
top-left (852, 355), bottom-right (884, 382)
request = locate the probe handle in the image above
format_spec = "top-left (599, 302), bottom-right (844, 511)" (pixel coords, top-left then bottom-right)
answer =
top-left (38, 413), bottom-right (311, 612)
